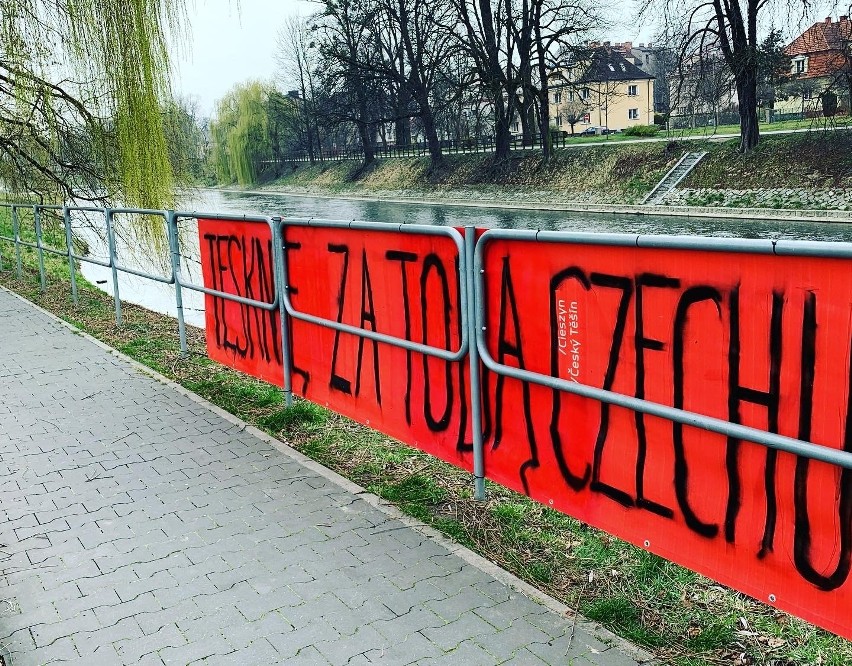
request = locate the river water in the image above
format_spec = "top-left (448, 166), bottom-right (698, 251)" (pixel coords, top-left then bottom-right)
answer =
top-left (78, 188), bottom-right (852, 327)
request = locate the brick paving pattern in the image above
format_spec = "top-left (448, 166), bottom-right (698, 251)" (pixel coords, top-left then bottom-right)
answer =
top-left (0, 289), bottom-right (648, 665)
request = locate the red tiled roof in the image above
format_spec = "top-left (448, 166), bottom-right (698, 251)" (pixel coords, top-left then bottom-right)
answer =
top-left (785, 17), bottom-right (851, 56)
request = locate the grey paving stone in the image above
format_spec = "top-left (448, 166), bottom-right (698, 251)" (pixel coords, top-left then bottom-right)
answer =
top-left (421, 612), bottom-right (498, 651)
top-left (471, 618), bottom-right (554, 662)
top-left (19, 636), bottom-right (80, 664)
top-left (114, 621), bottom-right (187, 662)
top-left (313, 624), bottom-right (388, 664)
top-left (159, 636), bottom-right (234, 665)
top-left (0, 291), bottom-right (647, 666)
top-left (372, 606), bottom-right (447, 641)
top-left (496, 647), bottom-right (551, 665)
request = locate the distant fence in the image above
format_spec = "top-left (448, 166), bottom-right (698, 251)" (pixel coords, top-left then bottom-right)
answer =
top-left (8, 203), bottom-right (852, 640)
top-left (667, 109), bottom-right (851, 130)
top-left (281, 132), bottom-right (610, 164)
top-left (280, 112), bottom-right (851, 165)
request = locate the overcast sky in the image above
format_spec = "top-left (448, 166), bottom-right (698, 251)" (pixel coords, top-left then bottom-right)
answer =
top-left (171, 0), bottom-right (841, 118)
top-left (172, 0), bottom-right (313, 115)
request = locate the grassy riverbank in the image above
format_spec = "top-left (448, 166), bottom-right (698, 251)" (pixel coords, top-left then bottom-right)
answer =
top-left (265, 132), bottom-right (852, 212)
top-left (2, 214), bottom-right (852, 665)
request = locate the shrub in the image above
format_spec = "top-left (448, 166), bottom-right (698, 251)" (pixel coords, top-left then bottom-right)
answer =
top-left (822, 91), bottom-right (838, 117)
top-left (623, 124), bottom-right (661, 137)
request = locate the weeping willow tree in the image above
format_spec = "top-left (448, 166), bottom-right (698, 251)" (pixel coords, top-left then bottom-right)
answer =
top-left (210, 81), bottom-right (281, 186)
top-left (0, 0), bottom-right (186, 205)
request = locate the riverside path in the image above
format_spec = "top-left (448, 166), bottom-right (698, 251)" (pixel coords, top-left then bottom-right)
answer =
top-left (0, 288), bottom-right (650, 666)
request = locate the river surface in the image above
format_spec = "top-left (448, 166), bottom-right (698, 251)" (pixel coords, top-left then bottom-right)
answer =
top-left (78, 188), bottom-right (852, 327)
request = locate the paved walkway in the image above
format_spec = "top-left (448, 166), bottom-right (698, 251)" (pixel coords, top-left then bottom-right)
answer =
top-left (0, 289), bottom-right (648, 666)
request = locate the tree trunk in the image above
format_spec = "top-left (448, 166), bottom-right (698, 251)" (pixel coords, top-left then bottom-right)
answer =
top-left (419, 96), bottom-right (443, 165)
top-left (395, 117), bottom-right (411, 146)
top-left (493, 95), bottom-right (512, 161)
top-left (520, 99), bottom-right (536, 146)
top-left (736, 72), bottom-right (759, 152)
top-left (357, 121), bottom-right (375, 164)
top-left (538, 89), bottom-right (551, 160)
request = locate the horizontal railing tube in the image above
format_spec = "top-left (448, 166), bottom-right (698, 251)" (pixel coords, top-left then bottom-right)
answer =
top-left (172, 213), bottom-right (279, 312)
top-left (276, 218), bottom-right (469, 361)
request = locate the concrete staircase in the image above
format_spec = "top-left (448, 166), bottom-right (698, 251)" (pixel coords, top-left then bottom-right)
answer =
top-left (641, 151), bottom-right (708, 205)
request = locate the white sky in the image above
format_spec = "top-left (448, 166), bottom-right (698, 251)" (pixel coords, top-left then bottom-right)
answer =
top-left (171, 0), bottom-right (843, 118)
top-left (172, 0), bottom-right (314, 115)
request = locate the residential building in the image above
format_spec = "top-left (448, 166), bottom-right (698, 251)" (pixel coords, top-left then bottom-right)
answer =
top-left (550, 44), bottom-right (655, 132)
top-left (665, 47), bottom-right (738, 127)
top-left (779, 15), bottom-right (851, 116)
top-left (615, 42), bottom-right (674, 113)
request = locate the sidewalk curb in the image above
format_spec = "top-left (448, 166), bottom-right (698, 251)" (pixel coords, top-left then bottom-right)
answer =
top-left (2, 285), bottom-right (656, 664)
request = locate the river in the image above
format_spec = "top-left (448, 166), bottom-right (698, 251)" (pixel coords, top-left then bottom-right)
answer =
top-left (78, 188), bottom-right (852, 327)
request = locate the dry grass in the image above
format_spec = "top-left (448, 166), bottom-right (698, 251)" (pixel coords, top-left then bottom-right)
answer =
top-left (276, 143), bottom-right (686, 205)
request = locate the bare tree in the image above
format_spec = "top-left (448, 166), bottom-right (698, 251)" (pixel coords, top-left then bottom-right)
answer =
top-left (560, 95), bottom-right (588, 134)
top-left (371, 0), bottom-right (457, 164)
top-left (452, 0), bottom-right (517, 161)
top-left (640, 0), bottom-right (809, 151)
top-left (529, 0), bottom-right (597, 158)
top-left (312, 0), bottom-right (384, 163)
top-left (276, 17), bottom-right (322, 162)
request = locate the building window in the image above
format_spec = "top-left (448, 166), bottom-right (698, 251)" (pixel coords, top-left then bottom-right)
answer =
top-left (553, 91), bottom-right (562, 104)
top-left (627, 84), bottom-right (638, 96)
top-left (556, 115), bottom-right (563, 127)
top-left (512, 122), bottom-right (519, 132)
top-left (569, 90), bottom-right (575, 102)
top-left (581, 87), bottom-right (590, 99)
top-left (794, 58), bottom-right (807, 74)
top-left (582, 112), bottom-right (590, 124)
top-left (628, 108), bottom-right (639, 120)
top-left (803, 89), bottom-right (813, 100)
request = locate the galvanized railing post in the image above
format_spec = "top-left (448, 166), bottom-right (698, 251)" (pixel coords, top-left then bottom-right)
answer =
top-left (272, 216), bottom-right (294, 407)
top-left (167, 211), bottom-right (188, 354)
top-left (104, 208), bottom-right (122, 325)
top-left (12, 206), bottom-right (22, 280)
top-left (465, 227), bottom-right (486, 501)
top-left (33, 206), bottom-right (47, 291)
top-left (63, 207), bottom-right (79, 305)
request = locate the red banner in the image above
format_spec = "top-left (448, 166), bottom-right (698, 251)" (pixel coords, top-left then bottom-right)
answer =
top-left (479, 237), bottom-right (852, 639)
top-left (198, 219), bottom-right (471, 468)
top-left (199, 218), bottom-right (852, 639)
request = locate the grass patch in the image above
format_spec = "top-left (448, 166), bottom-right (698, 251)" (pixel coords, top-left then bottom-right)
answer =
top-left (269, 126), bottom-right (851, 209)
top-left (3, 208), bottom-right (852, 665)
top-left (274, 143), bottom-right (688, 205)
top-left (686, 133), bottom-right (852, 190)
top-left (258, 401), bottom-right (328, 434)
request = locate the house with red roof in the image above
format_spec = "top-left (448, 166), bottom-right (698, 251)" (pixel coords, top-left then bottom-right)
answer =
top-left (779, 15), bottom-right (851, 116)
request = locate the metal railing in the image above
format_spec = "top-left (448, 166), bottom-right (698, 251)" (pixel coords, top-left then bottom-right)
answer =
top-left (473, 229), bottom-right (852, 472)
top-left (4, 202), bottom-right (852, 510)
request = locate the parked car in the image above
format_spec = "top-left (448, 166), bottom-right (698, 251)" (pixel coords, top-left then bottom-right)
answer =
top-left (580, 126), bottom-right (619, 136)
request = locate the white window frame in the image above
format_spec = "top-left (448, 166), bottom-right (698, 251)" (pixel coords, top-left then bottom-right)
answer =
top-left (628, 108), bottom-right (639, 120)
top-left (627, 84), bottom-right (638, 96)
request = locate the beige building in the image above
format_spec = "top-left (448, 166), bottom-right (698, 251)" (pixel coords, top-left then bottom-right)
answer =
top-left (550, 45), bottom-right (655, 133)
